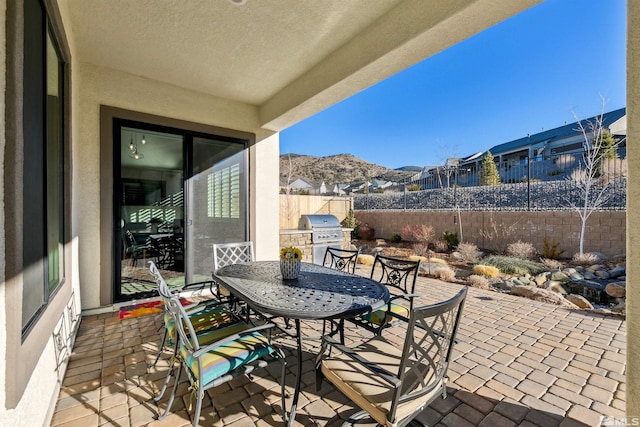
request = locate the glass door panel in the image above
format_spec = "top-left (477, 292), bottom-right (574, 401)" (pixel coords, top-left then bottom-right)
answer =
top-left (117, 126), bottom-right (184, 300)
top-left (186, 137), bottom-right (248, 284)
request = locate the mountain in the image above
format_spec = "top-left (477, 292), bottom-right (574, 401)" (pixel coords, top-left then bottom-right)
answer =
top-left (279, 153), bottom-right (418, 185)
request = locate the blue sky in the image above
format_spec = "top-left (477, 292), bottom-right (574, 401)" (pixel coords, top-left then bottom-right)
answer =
top-left (279, 0), bottom-right (626, 170)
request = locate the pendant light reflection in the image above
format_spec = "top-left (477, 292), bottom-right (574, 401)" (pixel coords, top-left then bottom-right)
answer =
top-left (128, 134), bottom-right (145, 160)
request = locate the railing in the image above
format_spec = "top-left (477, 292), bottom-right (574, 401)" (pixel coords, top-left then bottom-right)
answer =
top-left (353, 154), bottom-right (627, 211)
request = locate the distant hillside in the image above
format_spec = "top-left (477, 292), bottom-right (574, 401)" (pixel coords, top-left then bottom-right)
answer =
top-left (279, 153), bottom-right (417, 186)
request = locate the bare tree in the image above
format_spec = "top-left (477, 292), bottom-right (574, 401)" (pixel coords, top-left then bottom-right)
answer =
top-left (281, 154), bottom-right (299, 228)
top-left (566, 101), bottom-right (622, 255)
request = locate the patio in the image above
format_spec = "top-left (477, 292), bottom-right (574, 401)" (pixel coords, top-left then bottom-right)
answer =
top-left (49, 267), bottom-right (626, 427)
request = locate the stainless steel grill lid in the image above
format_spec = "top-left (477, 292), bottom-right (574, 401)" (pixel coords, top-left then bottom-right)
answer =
top-left (298, 214), bottom-right (341, 230)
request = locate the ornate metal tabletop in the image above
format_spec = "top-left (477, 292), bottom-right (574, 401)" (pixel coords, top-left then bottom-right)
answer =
top-left (213, 261), bottom-right (389, 320)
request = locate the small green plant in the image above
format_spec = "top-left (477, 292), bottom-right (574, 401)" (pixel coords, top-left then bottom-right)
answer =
top-left (406, 184), bottom-right (422, 191)
top-left (341, 209), bottom-right (360, 230)
top-left (542, 237), bottom-right (565, 259)
top-left (389, 233), bottom-right (402, 243)
top-left (442, 231), bottom-right (459, 249)
top-left (481, 255), bottom-right (548, 275)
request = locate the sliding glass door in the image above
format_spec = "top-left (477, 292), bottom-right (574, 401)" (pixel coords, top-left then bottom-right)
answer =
top-left (114, 120), bottom-right (248, 302)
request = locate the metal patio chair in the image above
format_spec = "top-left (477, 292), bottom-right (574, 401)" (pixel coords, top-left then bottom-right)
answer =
top-left (316, 287), bottom-right (467, 427)
top-left (346, 253), bottom-right (421, 336)
top-left (159, 292), bottom-right (287, 427)
top-left (322, 246), bottom-right (360, 274)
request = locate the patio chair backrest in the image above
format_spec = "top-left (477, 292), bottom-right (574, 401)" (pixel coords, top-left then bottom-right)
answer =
top-left (322, 247), bottom-right (360, 274)
top-left (212, 241), bottom-right (254, 271)
top-left (370, 253), bottom-right (421, 296)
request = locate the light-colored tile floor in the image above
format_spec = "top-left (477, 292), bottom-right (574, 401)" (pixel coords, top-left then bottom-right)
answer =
top-left (50, 269), bottom-right (626, 426)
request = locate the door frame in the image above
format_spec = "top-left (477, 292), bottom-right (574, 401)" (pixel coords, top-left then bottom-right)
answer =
top-left (100, 106), bottom-right (255, 306)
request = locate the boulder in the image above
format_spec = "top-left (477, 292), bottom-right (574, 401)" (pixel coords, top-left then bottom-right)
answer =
top-left (605, 282), bottom-right (626, 298)
top-left (510, 285), bottom-right (578, 308)
top-left (565, 294), bottom-right (594, 309)
top-left (547, 281), bottom-right (569, 295)
top-left (609, 266), bottom-right (626, 278)
top-left (550, 271), bottom-right (570, 282)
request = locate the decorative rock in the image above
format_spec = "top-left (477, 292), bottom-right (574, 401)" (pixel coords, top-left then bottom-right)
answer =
top-left (586, 252), bottom-right (608, 260)
top-left (605, 282), bottom-right (626, 298)
top-left (569, 272), bottom-right (585, 281)
top-left (547, 281), bottom-right (569, 295)
top-left (533, 273), bottom-right (549, 288)
top-left (510, 285), bottom-right (578, 308)
top-left (518, 276), bottom-right (531, 286)
top-left (565, 294), bottom-right (594, 310)
top-left (563, 267), bottom-right (578, 275)
top-left (612, 301), bottom-right (626, 313)
top-left (595, 270), bottom-right (611, 280)
top-left (493, 280), bottom-right (514, 292)
top-left (609, 266), bottom-right (626, 278)
top-left (550, 271), bottom-right (570, 282)
top-left (582, 271), bottom-right (597, 280)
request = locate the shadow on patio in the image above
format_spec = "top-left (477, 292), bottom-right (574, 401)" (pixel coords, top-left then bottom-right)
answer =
top-left (49, 269), bottom-right (625, 426)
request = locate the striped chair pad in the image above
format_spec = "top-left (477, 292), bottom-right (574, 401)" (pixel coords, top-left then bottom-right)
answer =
top-left (180, 332), bottom-right (275, 386)
top-left (164, 306), bottom-right (235, 344)
top-left (361, 302), bottom-right (409, 326)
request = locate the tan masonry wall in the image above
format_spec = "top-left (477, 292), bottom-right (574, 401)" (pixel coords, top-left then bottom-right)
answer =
top-left (355, 210), bottom-right (626, 258)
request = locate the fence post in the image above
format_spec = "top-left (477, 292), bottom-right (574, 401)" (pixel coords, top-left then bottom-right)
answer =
top-left (527, 155), bottom-right (531, 211)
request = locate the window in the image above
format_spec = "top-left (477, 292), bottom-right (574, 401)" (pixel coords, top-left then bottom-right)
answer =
top-left (22, 0), bottom-right (66, 333)
top-left (209, 161), bottom-right (241, 218)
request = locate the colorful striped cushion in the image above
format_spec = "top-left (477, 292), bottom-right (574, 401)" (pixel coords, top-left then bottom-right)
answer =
top-left (180, 332), bottom-right (275, 386)
top-left (362, 302), bottom-right (409, 326)
top-left (164, 306), bottom-right (235, 345)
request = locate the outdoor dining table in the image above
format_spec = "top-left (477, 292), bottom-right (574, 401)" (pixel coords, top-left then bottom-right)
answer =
top-left (213, 260), bottom-right (390, 427)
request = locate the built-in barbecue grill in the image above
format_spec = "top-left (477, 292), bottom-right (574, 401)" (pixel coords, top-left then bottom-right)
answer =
top-left (298, 214), bottom-right (343, 264)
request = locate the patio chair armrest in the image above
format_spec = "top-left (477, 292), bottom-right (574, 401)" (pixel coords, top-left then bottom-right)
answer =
top-left (388, 293), bottom-right (419, 303)
top-left (319, 335), bottom-right (401, 388)
top-left (192, 322), bottom-right (276, 358)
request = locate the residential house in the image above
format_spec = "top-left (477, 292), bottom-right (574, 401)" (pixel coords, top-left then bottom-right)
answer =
top-left (3, 2), bottom-right (640, 426)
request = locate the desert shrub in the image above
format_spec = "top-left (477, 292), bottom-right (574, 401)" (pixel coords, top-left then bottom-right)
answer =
top-left (472, 264), bottom-right (499, 278)
top-left (506, 240), bottom-right (537, 260)
top-left (433, 265), bottom-right (456, 282)
top-left (467, 274), bottom-right (490, 290)
top-left (542, 237), bottom-right (565, 259)
top-left (406, 184), bottom-right (422, 191)
top-left (478, 215), bottom-right (518, 253)
top-left (456, 242), bottom-right (481, 263)
top-left (401, 224), bottom-right (435, 245)
top-left (412, 243), bottom-right (428, 256)
top-left (441, 231), bottom-right (459, 249)
top-left (389, 233), bottom-right (402, 243)
top-left (572, 252), bottom-right (601, 265)
top-left (540, 258), bottom-right (563, 270)
top-left (481, 255), bottom-right (548, 275)
top-left (433, 240), bottom-right (450, 253)
top-left (358, 254), bottom-right (375, 265)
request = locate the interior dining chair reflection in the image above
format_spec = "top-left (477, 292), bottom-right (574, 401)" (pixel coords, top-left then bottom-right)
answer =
top-left (316, 287), bottom-right (467, 427)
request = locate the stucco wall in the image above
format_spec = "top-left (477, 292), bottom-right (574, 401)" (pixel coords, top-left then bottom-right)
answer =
top-left (355, 210), bottom-right (626, 258)
top-left (627, 0), bottom-right (639, 415)
top-left (73, 62), bottom-right (280, 309)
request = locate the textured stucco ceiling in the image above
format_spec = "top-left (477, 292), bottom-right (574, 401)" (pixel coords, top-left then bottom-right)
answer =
top-left (58, 0), bottom-right (540, 131)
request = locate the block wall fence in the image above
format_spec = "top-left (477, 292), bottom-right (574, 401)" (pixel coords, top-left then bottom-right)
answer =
top-left (354, 210), bottom-right (626, 258)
